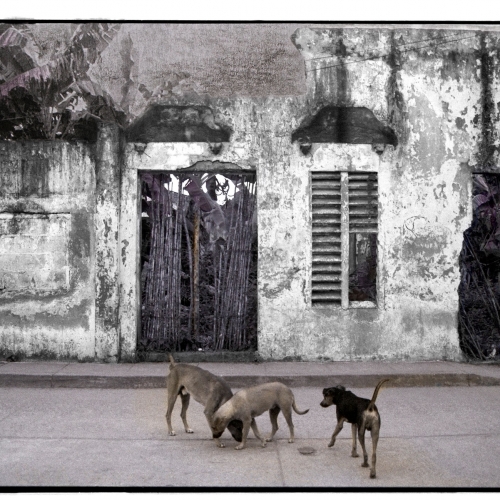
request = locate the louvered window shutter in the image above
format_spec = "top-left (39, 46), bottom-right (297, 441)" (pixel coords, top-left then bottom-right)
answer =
top-left (311, 171), bottom-right (378, 308)
top-left (348, 172), bottom-right (378, 233)
top-left (311, 172), bottom-right (342, 306)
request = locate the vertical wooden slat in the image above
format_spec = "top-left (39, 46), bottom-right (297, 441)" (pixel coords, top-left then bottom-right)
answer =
top-left (192, 206), bottom-right (200, 341)
top-left (340, 171), bottom-right (350, 310)
top-left (141, 171), bottom-right (257, 352)
top-left (348, 172), bottom-right (378, 232)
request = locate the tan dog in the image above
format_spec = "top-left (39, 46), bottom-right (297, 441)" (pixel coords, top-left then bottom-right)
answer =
top-left (211, 381), bottom-right (309, 450)
top-left (166, 354), bottom-right (243, 447)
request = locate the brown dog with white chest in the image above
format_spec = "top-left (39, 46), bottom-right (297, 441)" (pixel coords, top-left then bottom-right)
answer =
top-left (320, 379), bottom-right (390, 478)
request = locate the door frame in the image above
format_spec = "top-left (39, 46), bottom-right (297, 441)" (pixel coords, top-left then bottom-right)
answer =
top-left (118, 142), bottom-right (257, 361)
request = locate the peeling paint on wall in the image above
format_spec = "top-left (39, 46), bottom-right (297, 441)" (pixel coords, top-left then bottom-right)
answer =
top-left (0, 141), bottom-right (95, 360)
top-left (4, 24), bottom-right (500, 361)
top-left (94, 123), bottom-right (122, 361)
top-left (0, 213), bottom-right (70, 295)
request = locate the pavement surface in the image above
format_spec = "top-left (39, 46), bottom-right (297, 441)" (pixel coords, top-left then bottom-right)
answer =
top-left (1, 359), bottom-right (500, 490)
top-left (1, 358), bottom-right (500, 389)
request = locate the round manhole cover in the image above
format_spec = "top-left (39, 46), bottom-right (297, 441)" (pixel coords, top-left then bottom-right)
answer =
top-left (298, 446), bottom-right (316, 455)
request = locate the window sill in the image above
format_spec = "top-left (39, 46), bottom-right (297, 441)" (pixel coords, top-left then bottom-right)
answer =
top-left (311, 301), bottom-right (378, 310)
top-left (349, 301), bottom-right (377, 309)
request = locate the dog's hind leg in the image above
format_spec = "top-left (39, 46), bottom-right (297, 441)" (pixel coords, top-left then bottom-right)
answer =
top-left (166, 408), bottom-right (177, 435)
top-left (265, 406), bottom-right (280, 442)
top-left (165, 388), bottom-right (179, 436)
top-left (179, 392), bottom-right (193, 433)
top-left (351, 424), bottom-right (359, 457)
top-left (328, 417), bottom-right (346, 448)
top-left (357, 423), bottom-right (369, 470)
top-left (281, 405), bottom-right (295, 443)
top-left (165, 371), bottom-right (182, 436)
top-left (369, 426), bottom-right (380, 478)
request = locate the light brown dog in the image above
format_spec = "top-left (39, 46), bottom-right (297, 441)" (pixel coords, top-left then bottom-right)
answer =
top-left (165, 354), bottom-right (243, 447)
top-left (211, 381), bottom-right (309, 450)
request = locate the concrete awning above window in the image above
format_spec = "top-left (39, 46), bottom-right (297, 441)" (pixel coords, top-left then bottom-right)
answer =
top-left (126, 105), bottom-right (232, 143)
top-left (292, 106), bottom-right (398, 148)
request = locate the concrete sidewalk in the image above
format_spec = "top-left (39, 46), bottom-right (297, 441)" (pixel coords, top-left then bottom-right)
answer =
top-left (1, 358), bottom-right (500, 388)
top-left (2, 384), bottom-right (500, 487)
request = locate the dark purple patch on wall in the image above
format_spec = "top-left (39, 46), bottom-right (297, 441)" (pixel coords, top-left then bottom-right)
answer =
top-left (459, 173), bottom-right (500, 360)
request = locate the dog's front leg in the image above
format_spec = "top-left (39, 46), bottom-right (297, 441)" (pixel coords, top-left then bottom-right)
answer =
top-left (328, 417), bottom-right (346, 447)
top-left (204, 411), bottom-right (225, 448)
top-left (250, 418), bottom-right (267, 447)
top-left (211, 428), bottom-right (225, 448)
top-left (235, 420), bottom-right (252, 450)
top-left (213, 436), bottom-right (225, 448)
top-left (351, 424), bottom-right (359, 457)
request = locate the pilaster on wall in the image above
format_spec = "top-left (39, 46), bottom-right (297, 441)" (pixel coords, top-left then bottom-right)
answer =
top-left (94, 123), bottom-right (122, 361)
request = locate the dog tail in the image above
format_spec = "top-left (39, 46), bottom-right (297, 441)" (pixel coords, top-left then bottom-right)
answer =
top-left (292, 400), bottom-right (310, 415)
top-left (367, 379), bottom-right (390, 412)
top-left (168, 353), bottom-right (176, 368)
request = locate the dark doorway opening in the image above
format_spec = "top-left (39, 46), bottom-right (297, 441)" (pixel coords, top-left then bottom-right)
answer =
top-left (139, 171), bottom-right (257, 354)
top-left (459, 173), bottom-right (500, 360)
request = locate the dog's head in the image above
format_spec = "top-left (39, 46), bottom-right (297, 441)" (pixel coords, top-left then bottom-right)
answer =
top-left (211, 417), bottom-right (242, 442)
top-left (211, 414), bottom-right (228, 439)
top-left (320, 385), bottom-right (346, 407)
top-left (211, 400), bottom-right (241, 441)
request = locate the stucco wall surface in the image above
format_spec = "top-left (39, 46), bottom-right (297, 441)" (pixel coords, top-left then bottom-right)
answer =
top-left (251, 27), bottom-right (500, 361)
top-left (0, 141), bottom-right (96, 360)
top-left (4, 25), bottom-right (500, 361)
top-left (103, 27), bottom-right (500, 362)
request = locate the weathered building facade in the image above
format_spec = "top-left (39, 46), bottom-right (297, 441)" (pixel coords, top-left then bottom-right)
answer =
top-left (1, 24), bottom-right (499, 362)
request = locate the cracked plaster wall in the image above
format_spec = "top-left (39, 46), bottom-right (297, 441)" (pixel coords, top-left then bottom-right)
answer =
top-left (254, 27), bottom-right (500, 361)
top-left (4, 25), bottom-right (500, 361)
top-left (0, 141), bottom-right (96, 360)
top-left (103, 26), bottom-right (500, 361)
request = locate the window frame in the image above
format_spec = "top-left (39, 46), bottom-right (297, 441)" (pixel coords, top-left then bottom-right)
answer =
top-left (311, 170), bottom-right (379, 310)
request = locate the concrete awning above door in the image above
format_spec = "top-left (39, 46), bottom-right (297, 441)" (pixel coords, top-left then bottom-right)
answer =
top-left (126, 104), bottom-right (232, 143)
top-left (292, 106), bottom-right (398, 153)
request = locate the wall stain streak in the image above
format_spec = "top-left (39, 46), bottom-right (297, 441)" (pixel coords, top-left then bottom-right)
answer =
top-left (478, 34), bottom-right (498, 167)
